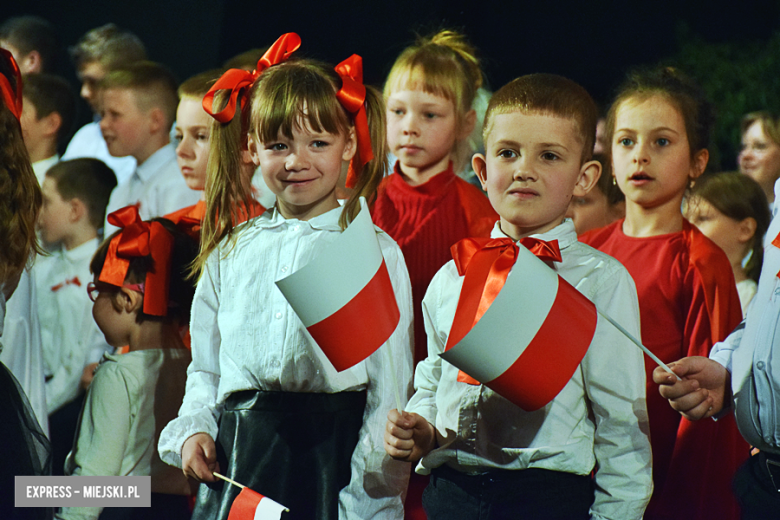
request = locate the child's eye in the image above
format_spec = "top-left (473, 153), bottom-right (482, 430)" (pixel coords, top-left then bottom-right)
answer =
top-left (425, 112), bottom-right (438, 119)
top-left (267, 143), bottom-right (287, 151)
top-left (657, 138), bottom-right (670, 146)
top-left (196, 132), bottom-right (209, 141)
top-left (312, 140), bottom-right (330, 148)
top-left (542, 152), bottom-right (560, 161)
top-left (389, 108), bottom-right (404, 116)
top-left (619, 138), bottom-right (634, 147)
top-left (173, 133), bottom-right (183, 143)
top-left (497, 149), bottom-right (517, 159)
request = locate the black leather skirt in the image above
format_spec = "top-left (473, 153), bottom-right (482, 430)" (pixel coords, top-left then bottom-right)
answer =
top-left (192, 389), bottom-right (367, 520)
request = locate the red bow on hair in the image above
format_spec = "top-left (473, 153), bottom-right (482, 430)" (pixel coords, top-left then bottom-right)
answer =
top-left (0, 48), bottom-right (23, 122)
top-left (51, 277), bottom-right (82, 292)
top-left (98, 206), bottom-right (174, 316)
top-left (447, 236), bottom-right (562, 384)
top-left (202, 33), bottom-right (301, 124)
top-left (335, 55), bottom-right (374, 189)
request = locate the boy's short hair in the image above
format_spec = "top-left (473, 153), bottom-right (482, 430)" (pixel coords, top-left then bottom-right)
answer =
top-left (483, 74), bottom-right (598, 162)
top-left (22, 73), bottom-right (77, 146)
top-left (70, 23), bottom-right (146, 71)
top-left (0, 16), bottom-right (57, 72)
top-left (45, 158), bottom-right (117, 230)
top-left (178, 69), bottom-right (223, 100)
top-left (102, 61), bottom-right (179, 127)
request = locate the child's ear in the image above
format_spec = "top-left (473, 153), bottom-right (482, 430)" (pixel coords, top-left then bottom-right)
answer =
top-left (246, 134), bottom-right (262, 166)
top-left (148, 107), bottom-right (166, 134)
top-left (117, 287), bottom-right (143, 314)
top-left (472, 153), bottom-right (488, 191)
top-left (41, 111), bottom-right (62, 138)
top-left (737, 217), bottom-right (757, 245)
top-left (690, 149), bottom-right (709, 180)
top-left (572, 159), bottom-right (602, 197)
top-left (458, 109), bottom-right (477, 141)
top-left (69, 197), bottom-right (87, 224)
top-left (342, 127), bottom-right (357, 162)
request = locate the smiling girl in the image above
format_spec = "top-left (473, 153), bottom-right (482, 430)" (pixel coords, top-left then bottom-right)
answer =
top-left (158, 36), bottom-right (413, 520)
top-left (581, 67), bottom-right (746, 520)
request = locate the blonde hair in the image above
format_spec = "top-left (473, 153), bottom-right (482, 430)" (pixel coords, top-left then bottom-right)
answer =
top-left (101, 61), bottom-right (179, 128)
top-left (178, 69), bottom-right (223, 99)
top-left (196, 59), bottom-right (388, 276)
top-left (384, 30), bottom-right (483, 172)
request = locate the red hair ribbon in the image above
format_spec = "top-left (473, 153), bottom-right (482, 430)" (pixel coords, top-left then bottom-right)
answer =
top-left (335, 54), bottom-right (374, 189)
top-left (202, 33), bottom-right (301, 124)
top-left (0, 48), bottom-right (23, 122)
top-left (447, 236), bottom-right (561, 384)
top-left (99, 206), bottom-right (174, 316)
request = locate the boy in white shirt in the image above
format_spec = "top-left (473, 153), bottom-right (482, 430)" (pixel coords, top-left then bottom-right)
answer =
top-left (100, 61), bottom-right (200, 237)
top-left (35, 158), bottom-right (116, 473)
top-left (384, 74), bottom-right (653, 520)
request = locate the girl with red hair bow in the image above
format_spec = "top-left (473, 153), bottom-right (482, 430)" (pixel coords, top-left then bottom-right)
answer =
top-left (158, 34), bottom-right (413, 520)
top-left (58, 210), bottom-right (199, 520)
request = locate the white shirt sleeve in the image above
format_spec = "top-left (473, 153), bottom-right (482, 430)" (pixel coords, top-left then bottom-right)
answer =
top-left (338, 235), bottom-right (413, 519)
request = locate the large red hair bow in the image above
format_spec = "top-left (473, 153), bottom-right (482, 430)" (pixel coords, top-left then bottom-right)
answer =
top-left (99, 206), bottom-right (174, 316)
top-left (0, 48), bottom-right (23, 122)
top-left (202, 33), bottom-right (301, 124)
top-left (335, 54), bottom-right (374, 189)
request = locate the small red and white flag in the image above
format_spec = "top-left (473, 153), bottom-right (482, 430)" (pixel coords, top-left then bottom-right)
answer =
top-left (440, 239), bottom-right (598, 411)
top-left (227, 487), bottom-right (287, 520)
top-left (275, 198), bottom-right (400, 371)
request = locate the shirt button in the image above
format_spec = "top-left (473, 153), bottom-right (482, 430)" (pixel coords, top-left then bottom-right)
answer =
top-left (757, 361), bottom-right (766, 370)
top-left (271, 360), bottom-right (281, 369)
top-left (275, 312), bottom-right (282, 319)
top-left (281, 266), bottom-right (288, 273)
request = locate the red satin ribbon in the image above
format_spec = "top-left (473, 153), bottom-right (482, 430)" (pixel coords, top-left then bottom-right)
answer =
top-left (98, 206), bottom-right (174, 316)
top-left (0, 48), bottom-right (23, 122)
top-left (446, 236), bottom-right (562, 384)
top-left (202, 33), bottom-right (301, 124)
top-left (51, 276), bottom-right (82, 292)
top-left (335, 54), bottom-right (374, 189)
top-left (773, 231), bottom-right (780, 279)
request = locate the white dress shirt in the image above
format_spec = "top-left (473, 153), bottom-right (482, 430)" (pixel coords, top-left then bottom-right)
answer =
top-left (711, 178), bottom-right (780, 455)
top-left (32, 154), bottom-right (59, 186)
top-left (407, 219), bottom-right (653, 520)
top-left (62, 121), bottom-right (135, 185)
top-left (158, 205), bottom-right (414, 519)
top-left (103, 144), bottom-right (200, 237)
top-left (1, 267), bottom-right (48, 434)
top-left (34, 238), bottom-right (111, 414)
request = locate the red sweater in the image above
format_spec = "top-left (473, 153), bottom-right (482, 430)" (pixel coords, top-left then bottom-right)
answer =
top-left (582, 219), bottom-right (747, 520)
top-left (373, 162), bottom-right (497, 365)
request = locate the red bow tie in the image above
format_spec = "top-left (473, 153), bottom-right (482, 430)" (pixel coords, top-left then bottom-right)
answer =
top-left (447, 236), bottom-right (562, 385)
top-left (51, 276), bottom-right (82, 292)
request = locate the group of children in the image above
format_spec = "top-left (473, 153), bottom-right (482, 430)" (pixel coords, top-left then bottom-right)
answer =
top-left (2, 14), bottom-right (776, 520)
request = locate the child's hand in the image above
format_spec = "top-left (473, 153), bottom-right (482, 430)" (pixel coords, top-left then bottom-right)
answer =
top-left (384, 409), bottom-right (436, 463)
top-left (652, 356), bottom-right (729, 421)
top-left (182, 433), bottom-right (219, 482)
top-left (80, 363), bottom-right (98, 390)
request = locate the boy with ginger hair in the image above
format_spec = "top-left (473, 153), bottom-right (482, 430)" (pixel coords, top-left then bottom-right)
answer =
top-left (101, 61), bottom-right (199, 237)
top-left (384, 74), bottom-right (653, 520)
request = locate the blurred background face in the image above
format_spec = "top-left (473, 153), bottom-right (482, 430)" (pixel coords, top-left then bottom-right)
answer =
top-left (738, 120), bottom-right (780, 199)
top-left (78, 60), bottom-right (108, 113)
top-left (174, 97), bottom-right (211, 191)
top-left (686, 195), bottom-right (748, 266)
top-left (38, 177), bottom-right (70, 245)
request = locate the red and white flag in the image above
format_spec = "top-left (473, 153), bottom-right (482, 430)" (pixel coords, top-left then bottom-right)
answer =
top-left (275, 199), bottom-right (400, 371)
top-left (440, 238), bottom-right (598, 411)
top-left (227, 487), bottom-right (287, 520)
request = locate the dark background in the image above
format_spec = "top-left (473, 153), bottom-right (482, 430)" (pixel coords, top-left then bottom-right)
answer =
top-left (6, 1), bottom-right (780, 166)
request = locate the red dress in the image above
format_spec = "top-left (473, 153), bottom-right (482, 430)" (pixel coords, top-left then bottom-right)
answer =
top-left (373, 162), bottom-right (497, 365)
top-left (582, 219), bottom-right (747, 520)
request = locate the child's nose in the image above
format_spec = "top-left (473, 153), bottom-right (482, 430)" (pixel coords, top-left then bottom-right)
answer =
top-left (285, 152), bottom-right (309, 171)
top-left (402, 114), bottom-right (419, 136)
top-left (633, 142), bottom-right (651, 164)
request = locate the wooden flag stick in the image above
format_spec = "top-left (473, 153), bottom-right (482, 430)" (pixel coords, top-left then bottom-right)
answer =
top-left (597, 308), bottom-right (681, 381)
top-left (213, 472), bottom-right (244, 489)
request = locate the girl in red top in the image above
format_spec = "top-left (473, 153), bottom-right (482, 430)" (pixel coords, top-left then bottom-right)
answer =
top-left (374, 30), bottom-right (497, 367)
top-left (581, 68), bottom-right (747, 520)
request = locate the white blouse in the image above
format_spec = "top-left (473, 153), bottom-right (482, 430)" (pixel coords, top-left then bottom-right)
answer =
top-left (159, 206), bottom-right (414, 519)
